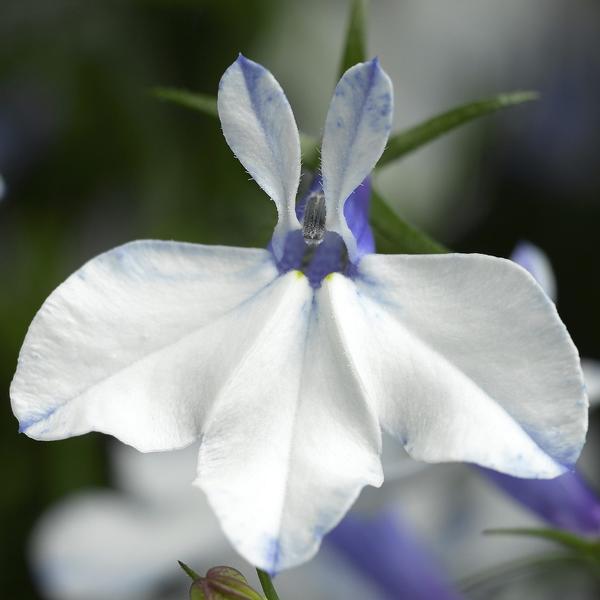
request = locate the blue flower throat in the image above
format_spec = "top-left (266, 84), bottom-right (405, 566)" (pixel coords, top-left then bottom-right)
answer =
top-left (273, 178), bottom-right (371, 288)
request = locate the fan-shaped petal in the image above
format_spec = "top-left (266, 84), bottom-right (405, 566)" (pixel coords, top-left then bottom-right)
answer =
top-left (218, 55), bottom-right (302, 259)
top-left (324, 254), bottom-right (587, 477)
top-left (196, 274), bottom-right (383, 573)
top-left (11, 240), bottom-right (286, 451)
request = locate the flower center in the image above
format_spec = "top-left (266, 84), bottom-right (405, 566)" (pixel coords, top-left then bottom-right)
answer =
top-left (275, 228), bottom-right (350, 289)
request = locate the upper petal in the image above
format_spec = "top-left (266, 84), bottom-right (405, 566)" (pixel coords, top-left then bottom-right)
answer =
top-left (324, 254), bottom-right (587, 478)
top-left (10, 240), bottom-right (279, 451)
top-left (321, 59), bottom-right (393, 260)
top-left (218, 55), bottom-right (301, 257)
top-left (196, 273), bottom-right (382, 573)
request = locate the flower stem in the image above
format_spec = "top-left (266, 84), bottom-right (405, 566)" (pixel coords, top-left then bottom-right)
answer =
top-left (256, 569), bottom-right (281, 600)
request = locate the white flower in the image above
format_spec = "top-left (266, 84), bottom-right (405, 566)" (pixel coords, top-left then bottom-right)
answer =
top-left (10, 55), bottom-right (588, 573)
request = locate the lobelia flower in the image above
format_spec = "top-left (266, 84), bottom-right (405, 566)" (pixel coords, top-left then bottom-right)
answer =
top-left (10, 55), bottom-right (588, 573)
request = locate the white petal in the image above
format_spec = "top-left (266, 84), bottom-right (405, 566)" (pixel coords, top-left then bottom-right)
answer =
top-left (196, 273), bottom-right (383, 573)
top-left (582, 358), bottom-right (600, 408)
top-left (218, 55), bottom-right (301, 257)
top-left (321, 59), bottom-right (393, 259)
top-left (11, 240), bottom-right (281, 451)
top-left (510, 241), bottom-right (557, 301)
top-left (325, 254), bottom-right (587, 478)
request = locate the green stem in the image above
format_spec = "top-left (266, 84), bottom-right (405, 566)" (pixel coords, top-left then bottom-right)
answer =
top-left (256, 569), bottom-right (281, 600)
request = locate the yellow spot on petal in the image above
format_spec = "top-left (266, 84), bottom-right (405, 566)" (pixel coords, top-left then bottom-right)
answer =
top-left (294, 270), bottom-right (305, 279)
top-left (325, 273), bottom-right (336, 282)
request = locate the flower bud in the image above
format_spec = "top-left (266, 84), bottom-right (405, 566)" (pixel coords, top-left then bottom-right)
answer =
top-left (184, 564), bottom-right (265, 600)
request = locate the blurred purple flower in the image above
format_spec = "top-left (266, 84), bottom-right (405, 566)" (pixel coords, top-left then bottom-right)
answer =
top-left (326, 511), bottom-right (463, 600)
top-left (482, 468), bottom-right (600, 536)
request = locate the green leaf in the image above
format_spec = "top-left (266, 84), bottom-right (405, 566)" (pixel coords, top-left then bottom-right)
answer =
top-left (151, 87), bottom-right (218, 118)
top-left (179, 560), bottom-right (201, 581)
top-left (485, 527), bottom-right (600, 561)
top-left (370, 188), bottom-right (447, 254)
top-left (339, 0), bottom-right (369, 77)
top-left (378, 91), bottom-right (539, 168)
top-left (256, 569), bottom-right (281, 600)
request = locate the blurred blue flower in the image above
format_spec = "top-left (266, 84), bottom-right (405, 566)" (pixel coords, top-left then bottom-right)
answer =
top-left (326, 511), bottom-right (463, 600)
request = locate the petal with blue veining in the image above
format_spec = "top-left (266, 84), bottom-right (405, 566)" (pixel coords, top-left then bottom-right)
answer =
top-left (324, 254), bottom-right (587, 477)
top-left (218, 55), bottom-right (302, 259)
top-left (321, 59), bottom-right (393, 260)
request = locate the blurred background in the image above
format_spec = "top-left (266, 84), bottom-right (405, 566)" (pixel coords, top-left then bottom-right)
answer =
top-left (1, 0), bottom-right (599, 598)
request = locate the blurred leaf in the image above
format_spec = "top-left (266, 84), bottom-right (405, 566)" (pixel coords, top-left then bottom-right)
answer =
top-left (301, 133), bottom-right (319, 171)
top-left (371, 188), bottom-right (447, 254)
top-left (339, 0), bottom-right (369, 76)
top-left (378, 91), bottom-right (539, 168)
top-left (485, 527), bottom-right (600, 563)
top-left (151, 87), bottom-right (218, 118)
top-left (460, 552), bottom-right (590, 594)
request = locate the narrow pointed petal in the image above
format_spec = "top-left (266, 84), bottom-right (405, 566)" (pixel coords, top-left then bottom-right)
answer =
top-left (327, 512), bottom-right (463, 600)
top-left (218, 55), bottom-right (301, 258)
top-left (196, 275), bottom-right (383, 573)
top-left (511, 241), bottom-right (557, 301)
top-left (325, 254), bottom-right (587, 477)
top-left (321, 59), bottom-right (393, 260)
top-left (11, 241), bottom-right (280, 451)
top-left (482, 468), bottom-right (600, 536)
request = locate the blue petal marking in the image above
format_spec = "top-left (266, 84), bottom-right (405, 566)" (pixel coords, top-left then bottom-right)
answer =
top-left (262, 537), bottom-right (282, 576)
top-left (235, 54), bottom-right (294, 202)
top-left (237, 54), bottom-right (284, 148)
top-left (19, 405), bottom-right (60, 433)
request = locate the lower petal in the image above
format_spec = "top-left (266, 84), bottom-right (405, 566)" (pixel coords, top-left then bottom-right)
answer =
top-left (196, 274), bottom-right (382, 572)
